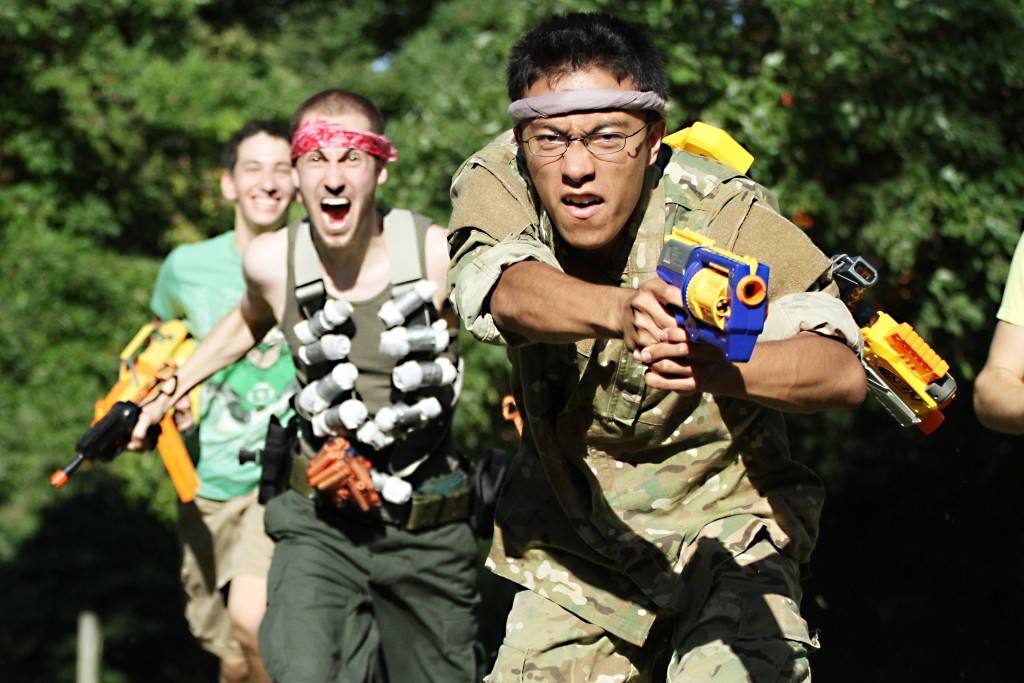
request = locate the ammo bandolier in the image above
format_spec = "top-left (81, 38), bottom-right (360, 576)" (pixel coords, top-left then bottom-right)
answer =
top-left (281, 210), bottom-right (470, 527)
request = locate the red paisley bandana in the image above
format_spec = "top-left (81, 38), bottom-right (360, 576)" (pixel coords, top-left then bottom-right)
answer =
top-left (291, 120), bottom-right (398, 162)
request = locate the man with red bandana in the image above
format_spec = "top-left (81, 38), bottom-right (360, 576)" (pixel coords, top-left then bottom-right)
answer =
top-left (447, 13), bottom-right (866, 682)
top-left (131, 90), bottom-right (480, 682)
top-left (151, 120), bottom-right (296, 683)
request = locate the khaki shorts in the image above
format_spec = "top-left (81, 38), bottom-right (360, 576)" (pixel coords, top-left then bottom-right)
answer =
top-left (177, 489), bottom-right (274, 660)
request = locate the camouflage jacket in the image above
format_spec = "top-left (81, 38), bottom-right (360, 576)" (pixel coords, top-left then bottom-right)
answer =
top-left (447, 131), bottom-right (860, 646)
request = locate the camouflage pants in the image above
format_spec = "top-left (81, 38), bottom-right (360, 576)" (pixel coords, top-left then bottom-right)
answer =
top-left (486, 538), bottom-right (817, 682)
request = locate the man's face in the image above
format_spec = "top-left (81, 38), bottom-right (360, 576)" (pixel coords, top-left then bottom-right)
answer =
top-left (221, 132), bottom-right (294, 233)
top-left (292, 111), bottom-right (388, 249)
top-left (518, 68), bottom-right (665, 259)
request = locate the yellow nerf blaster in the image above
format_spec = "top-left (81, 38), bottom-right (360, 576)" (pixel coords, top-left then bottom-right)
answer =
top-left (831, 255), bottom-right (957, 434)
top-left (50, 319), bottom-right (201, 502)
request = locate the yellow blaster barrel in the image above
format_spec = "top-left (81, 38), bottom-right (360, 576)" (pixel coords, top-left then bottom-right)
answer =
top-left (861, 312), bottom-right (957, 434)
top-left (832, 254), bottom-right (957, 434)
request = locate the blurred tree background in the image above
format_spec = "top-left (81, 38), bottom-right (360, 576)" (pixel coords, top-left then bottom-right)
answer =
top-left (1, 0), bottom-right (1022, 680)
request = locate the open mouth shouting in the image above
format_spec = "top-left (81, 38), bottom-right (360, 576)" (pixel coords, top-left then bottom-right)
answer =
top-left (321, 197), bottom-right (351, 226)
top-left (562, 194), bottom-right (603, 218)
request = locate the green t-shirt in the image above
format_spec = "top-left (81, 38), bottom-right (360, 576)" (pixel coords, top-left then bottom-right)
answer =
top-left (151, 231), bottom-right (296, 500)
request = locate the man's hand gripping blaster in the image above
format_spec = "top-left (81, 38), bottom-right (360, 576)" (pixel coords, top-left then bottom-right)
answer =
top-left (656, 227), bottom-right (770, 362)
top-left (50, 320), bottom-right (201, 502)
top-left (831, 255), bottom-right (957, 434)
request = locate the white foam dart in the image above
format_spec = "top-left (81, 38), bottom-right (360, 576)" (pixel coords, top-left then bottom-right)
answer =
top-left (298, 334), bottom-right (352, 365)
top-left (294, 298), bottom-right (354, 345)
top-left (311, 398), bottom-right (369, 438)
top-left (379, 319), bottom-right (450, 357)
top-left (356, 420), bottom-right (394, 449)
top-left (374, 397), bottom-right (442, 432)
top-left (391, 357), bottom-right (457, 391)
top-left (370, 469), bottom-right (413, 504)
top-left (297, 362), bottom-right (359, 414)
top-left (377, 280), bottom-right (438, 329)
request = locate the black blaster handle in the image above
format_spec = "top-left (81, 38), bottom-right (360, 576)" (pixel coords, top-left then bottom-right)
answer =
top-left (51, 401), bottom-right (160, 488)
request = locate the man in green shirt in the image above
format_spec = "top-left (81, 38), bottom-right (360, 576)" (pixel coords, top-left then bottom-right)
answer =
top-left (151, 120), bottom-right (296, 683)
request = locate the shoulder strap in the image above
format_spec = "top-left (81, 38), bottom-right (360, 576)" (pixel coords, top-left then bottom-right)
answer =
top-left (383, 208), bottom-right (423, 293)
top-left (383, 208), bottom-right (433, 296)
top-left (706, 192), bottom-right (832, 297)
top-left (292, 219), bottom-right (327, 316)
top-left (660, 145), bottom-right (832, 296)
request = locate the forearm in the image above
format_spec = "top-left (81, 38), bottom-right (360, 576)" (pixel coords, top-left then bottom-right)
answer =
top-left (973, 321), bottom-right (1024, 434)
top-left (974, 368), bottom-right (1024, 434)
top-left (165, 305), bottom-right (268, 403)
top-left (128, 303), bottom-right (268, 450)
top-left (490, 261), bottom-right (629, 343)
top-left (704, 332), bottom-right (866, 412)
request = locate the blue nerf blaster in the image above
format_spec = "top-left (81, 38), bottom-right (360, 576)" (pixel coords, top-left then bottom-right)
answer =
top-left (656, 227), bottom-right (770, 362)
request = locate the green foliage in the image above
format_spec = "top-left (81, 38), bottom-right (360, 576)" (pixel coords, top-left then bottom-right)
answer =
top-left (453, 330), bottom-right (517, 460)
top-left (3, 1), bottom-right (1024, 679)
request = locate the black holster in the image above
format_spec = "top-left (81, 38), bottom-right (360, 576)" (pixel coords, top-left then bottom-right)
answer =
top-left (256, 415), bottom-right (297, 504)
top-left (468, 448), bottom-right (511, 538)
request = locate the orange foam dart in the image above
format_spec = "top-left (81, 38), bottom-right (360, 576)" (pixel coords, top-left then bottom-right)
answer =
top-left (306, 438), bottom-right (380, 511)
top-left (885, 323), bottom-right (949, 384)
top-left (156, 413), bottom-right (200, 503)
top-left (344, 455), bottom-right (379, 512)
top-left (307, 449), bottom-right (341, 483)
top-left (50, 466), bottom-right (73, 489)
top-left (502, 395), bottom-right (523, 437)
top-left (309, 460), bottom-right (347, 489)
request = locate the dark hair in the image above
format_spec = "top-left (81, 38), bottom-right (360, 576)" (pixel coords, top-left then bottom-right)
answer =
top-left (506, 12), bottom-right (668, 102)
top-left (222, 120), bottom-right (291, 172)
top-left (290, 89), bottom-right (386, 135)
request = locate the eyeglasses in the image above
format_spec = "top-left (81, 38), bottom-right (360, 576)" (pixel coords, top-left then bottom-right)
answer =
top-left (522, 123), bottom-right (650, 158)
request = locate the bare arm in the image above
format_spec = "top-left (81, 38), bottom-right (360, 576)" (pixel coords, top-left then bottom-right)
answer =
top-left (634, 276), bottom-right (866, 413)
top-left (640, 330), bottom-right (865, 412)
top-left (974, 320), bottom-right (1024, 433)
top-left (489, 261), bottom-right (641, 342)
top-left (490, 261), bottom-right (864, 412)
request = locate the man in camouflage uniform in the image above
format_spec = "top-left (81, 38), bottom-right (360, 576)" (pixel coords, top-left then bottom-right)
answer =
top-left (447, 13), bottom-right (867, 682)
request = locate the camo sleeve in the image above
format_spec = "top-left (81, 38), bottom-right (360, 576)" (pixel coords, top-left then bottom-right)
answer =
top-left (447, 135), bottom-right (561, 345)
top-left (759, 289), bottom-right (864, 356)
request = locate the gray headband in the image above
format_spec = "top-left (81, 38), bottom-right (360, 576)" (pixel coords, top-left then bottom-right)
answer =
top-left (508, 88), bottom-right (668, 125)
